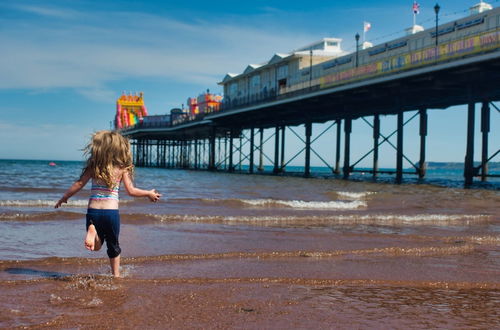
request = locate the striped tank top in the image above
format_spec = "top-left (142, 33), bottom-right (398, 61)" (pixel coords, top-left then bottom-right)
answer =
top-left (89, 179), bottom-right (120, 201)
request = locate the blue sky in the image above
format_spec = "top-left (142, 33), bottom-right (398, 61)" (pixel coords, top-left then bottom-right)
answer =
top-left (0, 0), bottom-right (499, 166)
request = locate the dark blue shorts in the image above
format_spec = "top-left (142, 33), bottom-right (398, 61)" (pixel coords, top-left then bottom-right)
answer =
top-left (86, 208), bottom-right (121, 258)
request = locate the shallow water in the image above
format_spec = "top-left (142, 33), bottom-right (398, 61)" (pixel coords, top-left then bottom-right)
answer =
top-left (0, 159), bottom-right (499, 328)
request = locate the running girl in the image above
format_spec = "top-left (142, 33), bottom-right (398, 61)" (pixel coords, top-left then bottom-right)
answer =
top-left (55, 130), bottom-right (161, 277)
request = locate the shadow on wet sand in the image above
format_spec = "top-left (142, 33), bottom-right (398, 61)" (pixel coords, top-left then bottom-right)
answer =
top-left (5, 267), bottom-right (72, 279)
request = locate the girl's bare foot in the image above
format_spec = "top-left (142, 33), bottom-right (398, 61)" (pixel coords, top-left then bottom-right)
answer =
top-left (84, 224), bottom-right (101, 251)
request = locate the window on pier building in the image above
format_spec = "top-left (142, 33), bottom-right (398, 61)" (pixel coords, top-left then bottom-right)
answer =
top-left (261, 70), bottom-right (270, 89)
top-left (229, 83), bottom-right (237, 97)
top-left (277, 64), bottom-right (288, 79)
top-left (251, 75), bottom-right (260, 90)
top-left (487, 15), bottom-right (497, 29)
top-left (278, 78), bottom-right (287, 91)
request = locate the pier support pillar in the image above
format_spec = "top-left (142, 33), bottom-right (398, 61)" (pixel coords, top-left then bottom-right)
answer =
top-left (171, 140), bottom-right (175, 168)
top-left (273, 126), bottom-right (280, 174)
top-left (239, 134), bottom-right (243, 171)
top-left (258, 128), bottom-right (264, 172)
top-left (419, 109), bottom-right (427, 178)
top-left (169, 141), bottom-right (173, 168)
top-left (174, 141), bottom-right (178, 168)
top-left (179, 141), bottom-right (184, 168)
top-left (396, 112), bottom-right (404, 184)
top-left (156, 140), bottom-right (159, 167)
top-left (343, 118), bottom-right (352, 179)
top-left (464, 102), bottom-right (475, 185)
top-left (304, 122), bottom-right (312, 177)
top-left (160, 141), bottom-right (164, 167)
top-left (209, 127), bottom-right (216, 171)
top-left (146, 140), bottom-right (150, 167)
top-left (373, 114), bottom-right (380, 178)
top-left (163, 140), bottom-right (168, 168)
top-left (335, 119), bottom-right (341, 174)
top-left (249, 128), bottom-right (255, 173)
top-left (229, 130), bottom-right (234, 172)
top-left (141, 140), bottom-right (145, 167)
top-left (481, 101), bottom-right (490, 181)
top-left (194, 139), bottom-right (198, 169)
top-left (185, 140), bottom-right (190, 168)
top-left (224, 136), bottom-right (228, 170)
top-left (166, 141), bottom-right (170, 168)
top-left (135, 140), bottom-right (140, 165)
top-left (280, 126), bottom-right (286, 172)
top-left (174, 141), bottom-right (177, 167)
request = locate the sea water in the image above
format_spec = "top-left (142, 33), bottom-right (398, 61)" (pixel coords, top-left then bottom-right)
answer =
top-left (0, 159), bottom-right (498, 328)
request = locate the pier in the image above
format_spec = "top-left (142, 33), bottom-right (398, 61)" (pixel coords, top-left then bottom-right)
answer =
top-left (120, 6), bottom-right (500, 185)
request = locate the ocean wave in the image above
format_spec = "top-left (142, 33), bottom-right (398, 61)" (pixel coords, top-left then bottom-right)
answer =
top-left (200, 198), bottom-right (367, 210)
top-left (0, 199), bottom-right (89, 207)
top-left (150, 213), bottom-right (491, 226)
top-left (0, 199), bottom-right (135, 208)
top-left (335, 191), bottom-right (374, 200)
top-left (0, 211), bottom-right (83, 221)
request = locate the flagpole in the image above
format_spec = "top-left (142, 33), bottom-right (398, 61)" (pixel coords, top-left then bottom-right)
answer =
top-left (363, 22), bottom-right (366, 43)
top-left (412, 1), bottom-right (419, 27)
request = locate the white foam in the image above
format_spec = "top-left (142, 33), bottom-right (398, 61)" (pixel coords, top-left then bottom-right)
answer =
top-left (152, 213), bottom-right (489, 226)
top-left (0, 199), bottom-right (88, 207)
top-left (87, 297), bottom-right (103, 306)
top-left (240, 198), bottom-right (366, 210)
top-left (365, 214), bottom-right (481, 223)
top-left (336, 191), bottom-right (374, 200)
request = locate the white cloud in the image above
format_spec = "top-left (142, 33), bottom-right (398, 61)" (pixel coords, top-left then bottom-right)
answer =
top-left (77, 87), bottom-right (117, 103)
top-left (11, 4), bottom-right (79, 19)
top-left (0, 5), bottom-right (315, 95)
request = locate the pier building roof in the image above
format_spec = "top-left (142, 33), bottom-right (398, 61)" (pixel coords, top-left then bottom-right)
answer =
top-left (221, 73), bottom-right (238, 83)
top-left (219, 37), bottom-right (345, 85)
top-left (470, 1), bottom-right (493, 15)
top-left (243, 64), bottom-right (263, 74)
top-left (294, 37), bottom-right (343, 54)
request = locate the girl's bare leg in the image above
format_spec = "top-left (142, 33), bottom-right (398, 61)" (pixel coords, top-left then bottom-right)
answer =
top-left (84, 224), bottom-right (102, 251)
top-left (110, 256), bottom-right (120, 277)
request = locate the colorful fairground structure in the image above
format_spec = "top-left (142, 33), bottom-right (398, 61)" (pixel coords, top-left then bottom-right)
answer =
top-left (115, 92), bottom-right (149, 129)
top-left (187, 90), bottom-right (223, 117)
top-left (116, 90), bottom-right (223, 130)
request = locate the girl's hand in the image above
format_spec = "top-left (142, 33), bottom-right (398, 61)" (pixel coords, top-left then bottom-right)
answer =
top-left (148, 189), bottom-right (161, 202)
top-left (54, 197), bottom-right (68, 209)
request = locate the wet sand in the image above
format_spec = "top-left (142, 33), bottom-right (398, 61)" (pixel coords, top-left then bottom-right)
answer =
top-left (1, 223), bottom-right (499, 329)
top-left (2, 278), bottom-right (499, 329)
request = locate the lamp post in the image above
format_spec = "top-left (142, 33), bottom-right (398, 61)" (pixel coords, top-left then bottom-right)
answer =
top-left (355, 33), bottom-right (360, 67)
top-left (434, 3), bottom-right (440, 47)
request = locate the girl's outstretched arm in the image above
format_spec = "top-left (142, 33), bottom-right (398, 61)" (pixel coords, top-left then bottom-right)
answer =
top-left (122, 170), bottom-right (161, 202)
top-left (54, 168), bottom-right (92, 208)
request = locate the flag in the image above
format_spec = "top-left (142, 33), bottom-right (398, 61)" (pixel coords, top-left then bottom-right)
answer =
top-left (364, 21), bottom-right (371, 32)
top-left (413, 1), bottom-right (420, 14)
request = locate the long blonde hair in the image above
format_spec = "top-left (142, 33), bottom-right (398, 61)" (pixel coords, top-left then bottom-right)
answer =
top-left (81, 130), bottom-right (134, 188)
